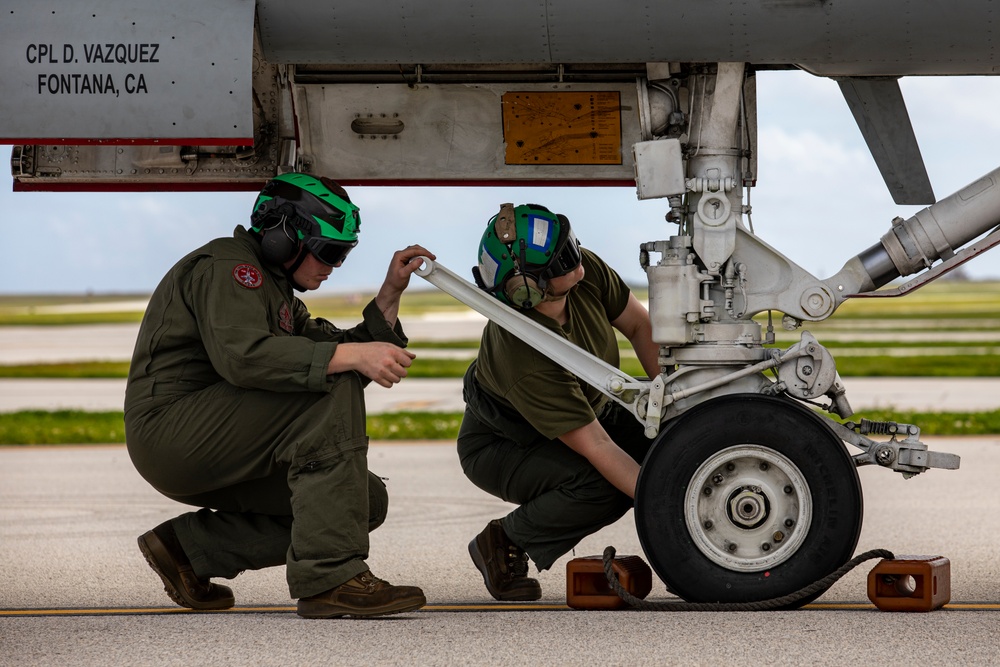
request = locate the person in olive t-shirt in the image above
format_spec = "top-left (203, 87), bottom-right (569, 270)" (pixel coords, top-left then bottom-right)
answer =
top-left (459, 203), bottom-right (662, 601)
top-left (125, 173), bottom-right (434, 619)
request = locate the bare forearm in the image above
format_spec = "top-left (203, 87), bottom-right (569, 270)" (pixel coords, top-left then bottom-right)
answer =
top-left (631, 332), bottom-right (661, 380)
top-left (560, 420), bottom-right (639, 498)
top-left (588, 444), bottom-right (640, 498)
top-left (376, 244), bottom-right (436, 329)
top-left (374, 289), bottom-right (401, 329)
top-left (614, 293), bottom-right (661, 380)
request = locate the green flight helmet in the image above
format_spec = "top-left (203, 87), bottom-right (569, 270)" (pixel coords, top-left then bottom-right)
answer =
top-left (473, 203), bottom-right (582, 309)
top-left (250, 172), bottom-right (361, 266)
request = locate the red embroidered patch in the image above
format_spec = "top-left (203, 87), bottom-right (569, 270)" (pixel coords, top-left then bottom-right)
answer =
top-left (233, 263), bottom-right (263, 289)
top-left (278, 302), bottom-right (294, 333)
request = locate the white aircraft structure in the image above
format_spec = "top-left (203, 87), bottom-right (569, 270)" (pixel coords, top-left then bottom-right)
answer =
top-left (3, 0), bottom-right (999, 605)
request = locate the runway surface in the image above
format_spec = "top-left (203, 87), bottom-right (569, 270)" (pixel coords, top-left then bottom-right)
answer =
top-left (2, 439), bottom-right (999, 666)
top-left (2, 322), bottom-right (999, 665)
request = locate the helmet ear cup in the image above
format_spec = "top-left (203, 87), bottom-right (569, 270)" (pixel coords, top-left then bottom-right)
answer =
top-left (503, 273), bottom-right (544, 309)
top-left (260, 218), bottom-right (299, 265)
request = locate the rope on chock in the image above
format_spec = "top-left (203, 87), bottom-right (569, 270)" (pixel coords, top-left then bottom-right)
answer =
top-left (602, 545), bottom-right (895, 611)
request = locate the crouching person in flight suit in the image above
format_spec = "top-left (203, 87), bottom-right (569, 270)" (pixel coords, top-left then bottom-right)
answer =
top-left (459, 203), bottom-right (661, 601)
top-left (125, 172), bottom-right (435, 618)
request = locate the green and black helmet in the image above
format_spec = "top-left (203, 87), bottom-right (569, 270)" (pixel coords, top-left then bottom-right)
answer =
top-left (473, 203), bottom-right (582, 309)
top-left (250, 172), bottom-right (361, 266)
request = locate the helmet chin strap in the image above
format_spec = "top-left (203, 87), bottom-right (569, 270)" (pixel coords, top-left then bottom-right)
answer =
top-left (282, 245), bottom-right (311, 292)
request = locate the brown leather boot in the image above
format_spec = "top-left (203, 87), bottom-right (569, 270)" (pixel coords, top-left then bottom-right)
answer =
top-left (468, 519), bottom-right (542, 601)
top-left (137, 521), bottom-right (235, 610)
top-left (297, 571), bottom-right (426, 618)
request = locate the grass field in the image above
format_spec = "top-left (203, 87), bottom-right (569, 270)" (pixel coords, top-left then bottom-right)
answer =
top-left (2, 280), bottom-right (998, 378)
top-left (2, 407), bottom-right (999, 446)
top-left (0, 281), bottom-right (997, 443)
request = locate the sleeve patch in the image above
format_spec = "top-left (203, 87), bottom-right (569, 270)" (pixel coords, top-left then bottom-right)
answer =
top-left (278, 301), bottom-right (294, 333)
top-left (233, 263), bottom-right (264, 289)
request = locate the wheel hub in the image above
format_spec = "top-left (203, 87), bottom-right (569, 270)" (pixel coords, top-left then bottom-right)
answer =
top-left (728, 487), bottom-right (769, 528)
top-left (685, 445), bottom-right (812, 572)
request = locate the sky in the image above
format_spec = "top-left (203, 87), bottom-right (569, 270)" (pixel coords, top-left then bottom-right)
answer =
top-left (2, 70), bottom-right (1000, 296)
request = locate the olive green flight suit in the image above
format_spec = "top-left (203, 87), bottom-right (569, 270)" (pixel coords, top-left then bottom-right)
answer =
top-left (457, 249), bottom-right (652, 570)
top-left (125, 226), bottom-right (404, 599)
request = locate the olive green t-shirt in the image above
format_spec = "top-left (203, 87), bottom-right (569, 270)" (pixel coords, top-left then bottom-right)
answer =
top-left (474, 248), bottom-right (630, 439)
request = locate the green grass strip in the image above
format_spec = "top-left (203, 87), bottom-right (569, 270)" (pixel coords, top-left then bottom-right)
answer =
top-left (838, 409), bottom-right (1000, 436)
top-left (0, 362), bottom-right (133, 378)
top-left (833, 355), bottom-right (1000, 377)
top-left (1, 353), bottom-right (999, 379)
top-left (0, 312), bottom-right (144, 326)
top-left (1, 408), bottom-right (998, 445)
top-left (0, 410), bottom-right (465, 445)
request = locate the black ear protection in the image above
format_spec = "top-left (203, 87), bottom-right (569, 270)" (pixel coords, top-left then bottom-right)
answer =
top-left (260, 214), bottom-right (300, 265)
top-left (253, 195), bottom-right (303, 265)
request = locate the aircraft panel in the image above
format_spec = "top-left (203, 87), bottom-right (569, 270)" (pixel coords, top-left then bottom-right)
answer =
top-left (255, 0), bottom-right (1000, 76)
top-left (0, 0), bottom-right (255, 144)
top-left (293, 82), bottom-right (643, 184)
top-left (256, 0), bottom-right (552, 65)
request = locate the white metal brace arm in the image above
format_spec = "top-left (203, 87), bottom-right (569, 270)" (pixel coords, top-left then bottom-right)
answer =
top-left (414, 258), bottom-right (650, 424)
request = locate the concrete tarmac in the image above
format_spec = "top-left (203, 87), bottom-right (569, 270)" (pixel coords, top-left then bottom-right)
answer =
top-left (2, 321), bottom-right (999, 665)
top-left (2, 438), bottom-right (999, 666)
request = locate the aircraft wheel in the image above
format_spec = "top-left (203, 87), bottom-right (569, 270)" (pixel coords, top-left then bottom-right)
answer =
top-left (635, 394), bottom-right (863, 607)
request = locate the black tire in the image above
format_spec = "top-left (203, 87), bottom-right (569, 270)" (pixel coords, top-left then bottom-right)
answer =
top-left (635, 394), bottom-right (863, 606)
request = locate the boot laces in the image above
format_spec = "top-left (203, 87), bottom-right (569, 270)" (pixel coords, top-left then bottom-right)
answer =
top-left (358, 571), bottom-right (385, 591)
top-left (506, 546), bottom-right (529, 577)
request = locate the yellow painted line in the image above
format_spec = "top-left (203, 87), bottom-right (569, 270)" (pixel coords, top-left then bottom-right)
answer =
top-left (809, 603), bottom-right (1000, 610)
top-left (0, 606), bottom-right (298, 616)
top-left (2, 602), bottom-right (999, 617)
top-left (0, 604), bottom-right (568, 617)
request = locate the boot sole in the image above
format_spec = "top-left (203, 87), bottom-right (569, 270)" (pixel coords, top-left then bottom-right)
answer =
top-left (297, 595), bottom-right (427, 619)
top-left (137, 532), bottom-right (234, 611)
top-left (468, 538), bottom-right (542, 602)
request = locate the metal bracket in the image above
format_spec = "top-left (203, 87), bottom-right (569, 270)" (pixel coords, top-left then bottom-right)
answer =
top-left (822, 416), bottom-right (961, 478)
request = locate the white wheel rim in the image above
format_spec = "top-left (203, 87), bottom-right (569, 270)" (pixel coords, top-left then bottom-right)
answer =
top-left (683, 445), bottom-right (812, 572)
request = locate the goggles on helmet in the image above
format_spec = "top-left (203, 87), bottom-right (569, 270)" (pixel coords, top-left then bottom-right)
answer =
top-left (540, 226), bottom-right (582, 279)
top-left (251, 174), bottom-right (361, 254)
top-left (304, 235), bottom-right (357, 266)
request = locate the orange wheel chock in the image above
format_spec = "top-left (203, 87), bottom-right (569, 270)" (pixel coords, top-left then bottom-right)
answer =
top-left (566, 554), bottom-right (653, 610)
top-left (867, 555), bottom-right (951, 612)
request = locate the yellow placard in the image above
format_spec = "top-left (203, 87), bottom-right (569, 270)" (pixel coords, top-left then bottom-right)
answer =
top-left (502, 91), bottom-right (622, 165)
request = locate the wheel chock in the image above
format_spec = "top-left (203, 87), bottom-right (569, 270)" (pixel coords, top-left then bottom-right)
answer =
top-left (566, 554), bottom-right (652, 610)
top-left (867, 555), bottom-right (951, 612)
